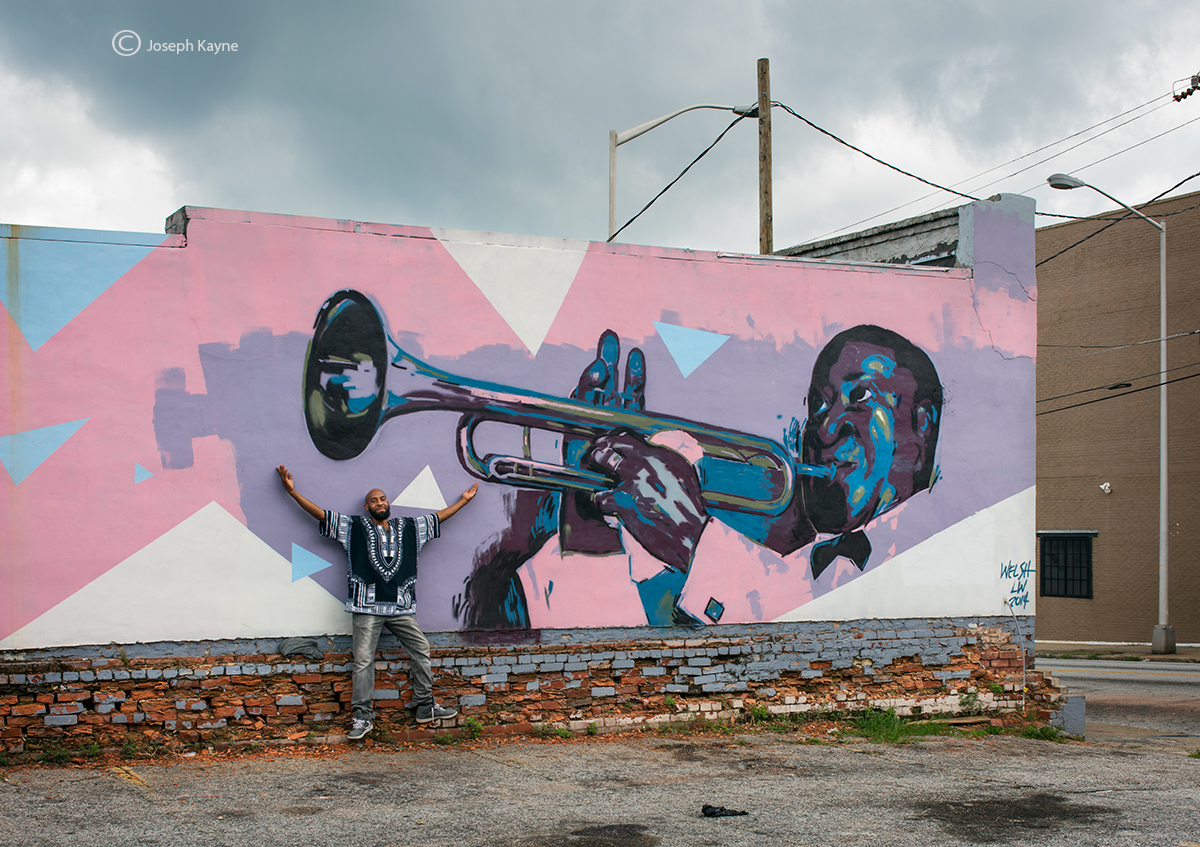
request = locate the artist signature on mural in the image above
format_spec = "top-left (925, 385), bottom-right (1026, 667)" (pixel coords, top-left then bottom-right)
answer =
top-left (1001, 559), bottom-right (1033, 610)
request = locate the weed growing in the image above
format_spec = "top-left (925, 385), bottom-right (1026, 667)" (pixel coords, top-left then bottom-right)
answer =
top-left (842, 708), bottom-right (960, 744)
top-left (1020, 724), bottom-right (1063, 742)
top-left (463, 717), bottom-right (483, 740)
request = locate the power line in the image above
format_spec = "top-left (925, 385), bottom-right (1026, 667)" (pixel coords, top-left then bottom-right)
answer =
top-left (607, 92), bottom-right (1197, 250)
top-left (774, 102), bottom-right (981, 202)
top-left (1037, 359), bottom-right (1200, 403)
top-left (927, 100), bottom-right (1181, 220)
top-left (1037, 370), bottom-right (1200, 416)
top-left (809, 91), bottom-right (1173, 240)
top-left (1036, 328), bottom-right (1200, 367)
top-left (1021, 112), bottom-right (1200, 199)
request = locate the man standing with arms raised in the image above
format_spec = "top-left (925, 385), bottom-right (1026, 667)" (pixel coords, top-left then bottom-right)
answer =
top-left (277, 464), bottom-right (477, 740)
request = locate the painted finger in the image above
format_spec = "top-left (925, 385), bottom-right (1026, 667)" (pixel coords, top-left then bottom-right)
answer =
top-left (622, 347), bottom-right (646, 411)
top-left (580, 330), bottom-right (620, 407)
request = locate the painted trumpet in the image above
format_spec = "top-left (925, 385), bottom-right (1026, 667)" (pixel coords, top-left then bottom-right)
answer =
top-left (303, 290), bottom-right (831, 516)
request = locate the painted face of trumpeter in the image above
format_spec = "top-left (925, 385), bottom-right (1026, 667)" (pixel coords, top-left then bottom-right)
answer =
top-left (802, 327), bottom-right (941, 535)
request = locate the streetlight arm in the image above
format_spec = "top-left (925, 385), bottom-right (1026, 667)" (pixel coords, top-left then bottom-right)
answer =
top-left (1047, 174), bottom-right (1163, 232)
top-left (609, 103), bottom-right (755, 241)
top-left (1083, 185), bottom-right (1164, 233)
top-left (614, 104), bottom-right (743, 147)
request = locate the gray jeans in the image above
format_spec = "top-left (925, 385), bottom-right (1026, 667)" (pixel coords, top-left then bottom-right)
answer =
top-left (351, 613), bottom-right (434, 720)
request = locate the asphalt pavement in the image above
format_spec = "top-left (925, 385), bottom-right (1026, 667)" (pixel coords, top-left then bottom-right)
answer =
top-left (3, 641), bottom-right (1196, 846)
top-left (1036, 644), bottom-right (1200, 752)
top-left (3, 728), bottom-right (1198, 847)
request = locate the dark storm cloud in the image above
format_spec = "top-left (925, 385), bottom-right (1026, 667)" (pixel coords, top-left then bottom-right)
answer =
top-left (0, 1), bottom-right (1195, 249)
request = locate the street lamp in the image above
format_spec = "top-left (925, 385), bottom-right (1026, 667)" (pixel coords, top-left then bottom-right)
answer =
top-left (1047, 173), bottom-right (1173, 653)
top-left (608, 103), bottom-right (751, 241)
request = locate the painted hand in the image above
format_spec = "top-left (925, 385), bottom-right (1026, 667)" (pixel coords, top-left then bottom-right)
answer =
top-left (559, 330), bottom-right (646, 555)
top-left (587, 431), bottom-right (708, 572)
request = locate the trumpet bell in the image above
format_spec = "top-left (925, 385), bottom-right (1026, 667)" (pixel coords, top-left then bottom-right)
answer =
top-left (304, 290), bottom-right (388, 461)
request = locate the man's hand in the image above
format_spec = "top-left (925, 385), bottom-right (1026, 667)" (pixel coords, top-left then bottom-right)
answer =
top-left (437, 483), bottom-right (479, 522)
top-left (276, 464), bottom-right (324, 521)
top-left (587, 431), bottom-right (708, 573)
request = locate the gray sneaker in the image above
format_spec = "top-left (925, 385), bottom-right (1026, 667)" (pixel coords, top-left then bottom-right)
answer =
top-left (348, 717), bottom-right (373, 740)
top-left (416, 703), bottom-right (457, 723)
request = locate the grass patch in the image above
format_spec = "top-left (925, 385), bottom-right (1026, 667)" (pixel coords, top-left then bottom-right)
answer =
top-left (1020, 724), bottom-right (1063, 742)
top-left (38, 748), bottom-right (71, 764)
top-left (840, 708), bottom-right (959, 744)
top-left (740, 704), bottom-right (771, 724)
top-left (586, 722), bottom-right (598, 736)
top-left (463, 717), bottom-right (483, 740)
top-left (433, 733), bottom-right (456, 745)
top-left (1188, 749), bottom-right (1200, 759)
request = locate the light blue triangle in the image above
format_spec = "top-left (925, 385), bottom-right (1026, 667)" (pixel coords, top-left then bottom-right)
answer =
top-left (291, 544), bottom-right (337, 582)
top-left (0, 225), bottom-right (165, 351)
top-left (134, 463), bottom-right (154, 484)
top-left (0, 418), bottom-right (89, 485)
top-left (653, 321), bottom-right (730, 378)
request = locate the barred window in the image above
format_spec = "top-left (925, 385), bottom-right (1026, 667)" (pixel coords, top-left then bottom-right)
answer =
top-left (1038, 532), bottom-right (1095, 598)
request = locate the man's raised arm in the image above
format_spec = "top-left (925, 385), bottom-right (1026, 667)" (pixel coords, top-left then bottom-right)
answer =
top-left (436, 483), bottom-right (478, 522)
top-left (277, 465), bottom-right (325, 521)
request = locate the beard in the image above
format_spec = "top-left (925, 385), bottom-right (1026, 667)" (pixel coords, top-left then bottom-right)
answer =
top-left (369, 504), bottom-right (391, 521)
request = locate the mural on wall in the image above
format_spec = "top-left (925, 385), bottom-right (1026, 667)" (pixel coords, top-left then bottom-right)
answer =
top-left (302, 289), bottom-right (946, 630)
top-left (0, 200), bottom-right (1037, 649)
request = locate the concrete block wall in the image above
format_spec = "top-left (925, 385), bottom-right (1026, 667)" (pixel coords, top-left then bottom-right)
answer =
top-left (0, 616), bottom-right (1056, 753)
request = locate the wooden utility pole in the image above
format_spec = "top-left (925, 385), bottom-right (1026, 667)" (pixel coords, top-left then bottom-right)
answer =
top-left (758, 57), bottom-right (773, 254)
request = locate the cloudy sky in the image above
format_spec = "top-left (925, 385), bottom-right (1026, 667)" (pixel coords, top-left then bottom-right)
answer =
top-left (0, 1), bottom-right (1197, 253)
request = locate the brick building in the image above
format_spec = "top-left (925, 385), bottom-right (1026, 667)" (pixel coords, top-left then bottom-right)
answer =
top-left (1035, 190), bottom-right (1200, 646)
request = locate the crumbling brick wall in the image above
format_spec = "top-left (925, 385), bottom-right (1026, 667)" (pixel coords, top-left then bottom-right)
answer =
top-left (0, 616), bottom-right (1056, 753)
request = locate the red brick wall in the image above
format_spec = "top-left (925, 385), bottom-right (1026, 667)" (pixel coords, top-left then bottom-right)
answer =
top-left (0, 619), bottom-right (1059, 753)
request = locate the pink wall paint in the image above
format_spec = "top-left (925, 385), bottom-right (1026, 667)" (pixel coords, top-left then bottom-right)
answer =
top-left (1, 203), bottom-right (1036, 646)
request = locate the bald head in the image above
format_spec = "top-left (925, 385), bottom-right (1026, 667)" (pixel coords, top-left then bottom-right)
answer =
top-left (365, 488), bottom-right (391, 523)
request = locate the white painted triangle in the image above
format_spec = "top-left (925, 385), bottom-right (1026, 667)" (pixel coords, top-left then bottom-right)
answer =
top-left (0, 502), bottom-right (350, 650)
top-left (432, 229), bottom-right (588, 355)
top-left (775, 487), bottom-right (1035, 622)
top-left (392, 465), bottom-right (448, 510)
